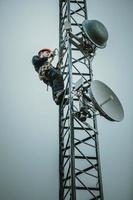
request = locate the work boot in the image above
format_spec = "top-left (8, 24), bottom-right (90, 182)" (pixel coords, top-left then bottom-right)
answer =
top-left (54, 90), bottom-right (65, 105)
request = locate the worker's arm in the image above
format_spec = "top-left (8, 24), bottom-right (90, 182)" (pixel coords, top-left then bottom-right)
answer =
top-left (32, 55), bottom-right (48, 72)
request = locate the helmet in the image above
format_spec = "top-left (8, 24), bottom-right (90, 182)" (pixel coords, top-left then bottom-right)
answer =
top-left (38, 48), bottom-right (52, 56)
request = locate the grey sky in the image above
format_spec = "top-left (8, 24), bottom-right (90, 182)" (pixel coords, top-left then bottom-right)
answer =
top-left (0, 0), bottom-right (133, 200)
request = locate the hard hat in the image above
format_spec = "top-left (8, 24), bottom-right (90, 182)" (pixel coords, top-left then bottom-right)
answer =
top-left (38, 48), bottom-right (52, 55)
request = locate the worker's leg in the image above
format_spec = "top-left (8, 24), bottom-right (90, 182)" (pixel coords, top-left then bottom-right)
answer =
top-left (46, 67), bottom-right (64, 104)
top-left (52, 74), bottom-right (64, 104)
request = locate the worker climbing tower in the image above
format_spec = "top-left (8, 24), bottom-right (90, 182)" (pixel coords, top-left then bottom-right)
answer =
top-left (58, 0), bottom-right (124, 200)
top-left (32, 1), bottom-right (124, 199)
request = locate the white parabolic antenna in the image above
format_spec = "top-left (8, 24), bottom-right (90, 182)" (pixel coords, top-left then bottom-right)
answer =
top-left (88, 80), bottom-right (124, 122)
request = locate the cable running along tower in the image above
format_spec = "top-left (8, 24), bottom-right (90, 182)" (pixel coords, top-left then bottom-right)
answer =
top-left (58, 0), bottom-right (124, 200)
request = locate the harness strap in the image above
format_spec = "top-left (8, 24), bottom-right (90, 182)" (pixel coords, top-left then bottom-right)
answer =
top-left (38, 56), bottom-right (54, 80)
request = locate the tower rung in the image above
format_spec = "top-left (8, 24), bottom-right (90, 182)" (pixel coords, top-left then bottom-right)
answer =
top-left (71, 23), bottom-right (82, 26)
top-left (63, 126), bottom-right (94, 131)
top-left (63, 72), bottom-right (91, 76)
top-left (64, 155), bottom-right (97, 160)
top-left (70, 1), bottom-right (85, 3)
top-left (64, 186), bottom-right (99, 191)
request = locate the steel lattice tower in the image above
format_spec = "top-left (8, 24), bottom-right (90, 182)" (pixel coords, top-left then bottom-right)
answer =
top-left (59, 0), bottom-right (104, 199)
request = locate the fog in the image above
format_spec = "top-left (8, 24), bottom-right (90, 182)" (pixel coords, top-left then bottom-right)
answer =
top-left (0, 0), bottom-right (132, 199)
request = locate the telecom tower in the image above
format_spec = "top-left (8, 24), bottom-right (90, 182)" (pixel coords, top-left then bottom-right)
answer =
top-left (58, 0), bottom-right (124, 200)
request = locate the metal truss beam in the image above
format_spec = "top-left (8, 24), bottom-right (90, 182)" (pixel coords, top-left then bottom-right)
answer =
top-left (59, 0), bottom-right (104, 199)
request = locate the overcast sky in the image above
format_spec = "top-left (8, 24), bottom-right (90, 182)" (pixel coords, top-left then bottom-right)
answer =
top-left (0, 0), bottom-right (133, 200)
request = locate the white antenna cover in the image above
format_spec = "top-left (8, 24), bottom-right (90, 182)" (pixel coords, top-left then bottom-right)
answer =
top-left (89, 80), bottom-right (124, 122)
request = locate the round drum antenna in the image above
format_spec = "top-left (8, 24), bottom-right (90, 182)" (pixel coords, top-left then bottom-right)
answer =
top-left (86, 80), bottom-right (124, 122)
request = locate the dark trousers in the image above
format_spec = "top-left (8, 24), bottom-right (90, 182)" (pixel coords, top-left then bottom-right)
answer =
top-left (44, 67), bottom-right (64, 100)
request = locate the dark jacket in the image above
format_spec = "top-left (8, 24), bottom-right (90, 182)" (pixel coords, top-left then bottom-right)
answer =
top-left (32, 55), bottom-right (64, 96)
top-left (32, 55), bottom-right (48, 72)
top-left (32, 55), bottom-right (51, 85)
